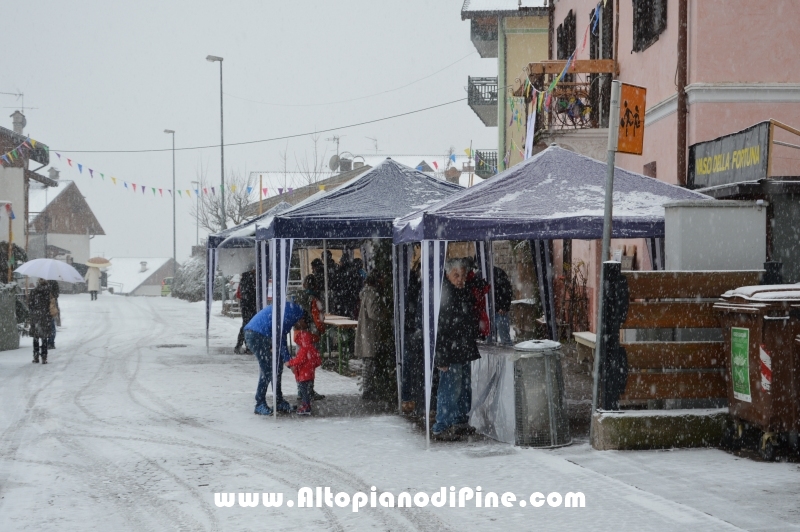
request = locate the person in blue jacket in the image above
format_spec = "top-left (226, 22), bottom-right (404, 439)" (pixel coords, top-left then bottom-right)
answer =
top-left (244, 302), bottom-right (306, 416)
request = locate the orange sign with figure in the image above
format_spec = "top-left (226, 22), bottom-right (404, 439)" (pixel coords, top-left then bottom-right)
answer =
top-left (617, 83), bottom-right (646, 155)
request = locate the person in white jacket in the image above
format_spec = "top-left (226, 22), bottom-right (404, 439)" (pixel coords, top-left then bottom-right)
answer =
top-left (85, 266), bottom-right (101, 300)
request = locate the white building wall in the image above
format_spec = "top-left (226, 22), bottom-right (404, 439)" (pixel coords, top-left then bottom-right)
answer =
top-left (131, 285), bottom-right (162, 297)
top-left (0, 167), bottom-right (25, 245)
top-left (46, 233), bottom-right (91, 264)
top-left (665, 201), bottom-right (767, 271)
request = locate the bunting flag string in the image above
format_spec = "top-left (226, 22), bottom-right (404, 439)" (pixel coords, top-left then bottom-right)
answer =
top-left (34, 151), bottom-right (283, 204)
top-left (0, 136), bottom-right (46, 168)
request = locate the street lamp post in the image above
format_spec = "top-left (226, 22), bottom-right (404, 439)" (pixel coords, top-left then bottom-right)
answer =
top-left (164, 129), bottom-right (176, 278)
top-left (191, 180), bottom-right (200, 247)
top-left (206, 55), bottom-right (226, 230)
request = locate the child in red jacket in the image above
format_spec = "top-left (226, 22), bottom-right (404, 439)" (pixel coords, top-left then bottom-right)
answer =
top-left (287, 317), bottom-right (322, 415)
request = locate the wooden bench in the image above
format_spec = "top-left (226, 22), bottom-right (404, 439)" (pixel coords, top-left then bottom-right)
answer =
top-left (615, 270), bottom-right (763, 405)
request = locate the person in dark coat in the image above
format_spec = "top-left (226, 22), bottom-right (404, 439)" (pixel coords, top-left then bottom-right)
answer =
top-left (234, 268), bottom-right (258, 354)
top-left (493, 266), bottom-right (514, 345)
top-left (30, 278), bottom-right (54, 364)
top-left (311, 258), bottom-right (326, 295)
top-left (432, 258), bottom-right (480, 438)
top-left (402, 258), bottom-right (424, 414)
top-left (47, 280), bottom-right (59, 349)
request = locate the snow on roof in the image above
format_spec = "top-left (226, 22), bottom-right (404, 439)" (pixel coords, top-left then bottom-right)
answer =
top-left (106, 257), bottom-right (171, 294)
top-left (28, 180), bottom-right (72, 217)
top-left (462, 0), bottom-right (546, 15)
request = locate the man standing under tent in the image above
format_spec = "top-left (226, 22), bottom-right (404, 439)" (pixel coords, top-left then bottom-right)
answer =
top-left (432, 259), bottom-right (481, 439)
top-left (244, 302), bottom-right (305, 415)
top-left (234, 267), bottom-right (257, 354)
top-left (493, 266), bottom-right (514, 346)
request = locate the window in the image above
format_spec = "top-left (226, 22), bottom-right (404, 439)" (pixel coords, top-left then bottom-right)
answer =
top-left (557, 10), bottom-right (576, 80)
top-left (557, 10), bottom-right (576, 60)
top-left (589, 1), bottom-right (614, 127)
top-left (632, 0), bottom-right (667, 52)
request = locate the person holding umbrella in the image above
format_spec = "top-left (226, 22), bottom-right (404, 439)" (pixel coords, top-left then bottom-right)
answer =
top-left (30, 278), bottom-right (53, 363)
top-left (14, 258), bottom-right (85, 364)
top-left (84, 257), bottom-right (110, 301)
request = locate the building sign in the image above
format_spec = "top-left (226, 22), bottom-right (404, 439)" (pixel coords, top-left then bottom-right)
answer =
top-left (617, 83), bottom-right (647, 155)
top-left (731, 327), bottom-right (751, 403)
top-left (688, 121), bottom-right (770, 189)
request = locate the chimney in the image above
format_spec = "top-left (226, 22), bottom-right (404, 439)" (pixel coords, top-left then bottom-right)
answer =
top-left (48, 167), bottom-right (60, 181)
top-left (10, 111), bottom-right (26, 135)
top-left (339, 158), bottom-right (352, 172)
top-left (140, 261), bottom-right (148, 272)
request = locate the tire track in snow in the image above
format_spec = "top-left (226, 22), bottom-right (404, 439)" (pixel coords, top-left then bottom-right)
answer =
top-left (0, 307), bottom-right (113, 500)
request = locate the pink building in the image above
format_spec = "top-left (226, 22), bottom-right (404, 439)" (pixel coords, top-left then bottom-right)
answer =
top-left (525, 0), bottom-right (800, 331)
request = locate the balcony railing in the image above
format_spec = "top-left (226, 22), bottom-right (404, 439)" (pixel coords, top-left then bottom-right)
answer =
top-left (467, 76), bottom-right (498, 127)
top-left (475, 150), bottom-right (498, 179)
top-left (522, 60), bottom-right (616, 134)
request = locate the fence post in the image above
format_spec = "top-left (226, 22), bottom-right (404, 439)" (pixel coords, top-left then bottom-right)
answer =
top-left (599, 261), bottom-right (629, 410)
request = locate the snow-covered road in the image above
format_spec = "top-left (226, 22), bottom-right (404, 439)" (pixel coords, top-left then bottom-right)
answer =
top-left (1, 295), bottom-right (798, 531)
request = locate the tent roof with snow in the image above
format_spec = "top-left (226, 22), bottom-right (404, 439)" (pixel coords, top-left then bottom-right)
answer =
top-left (207, 201), bottom-right (292, 249)
top-left (393, 146), bottom-right (711, 243)
top-left (256, 158), bottom-right (463, 240)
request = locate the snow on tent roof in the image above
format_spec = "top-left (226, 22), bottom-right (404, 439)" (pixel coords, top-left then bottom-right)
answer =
top-left (462, 0), bottom-right (546, 15)
top-left (393, 146), bottom-right (712, 243)
top-left (207, 201), bottom-right (292, 249)
top-left (28, 180), bottom-right (72, 217)
top-left (257, 158), bottom-right (463, 240)
top-left (106, 257), bottom-right (171, 294)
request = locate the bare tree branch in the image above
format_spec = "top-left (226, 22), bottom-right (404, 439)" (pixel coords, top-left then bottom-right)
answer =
top-left (189, 165), bottom-right (257, 233)
top-left (295, 133), bottom-right (329, 186)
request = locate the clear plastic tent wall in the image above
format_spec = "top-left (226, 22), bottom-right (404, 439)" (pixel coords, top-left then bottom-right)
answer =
top-left (253, 158), bottom-right (463, 415)
top-left (391, 146), bottom-right (712, 444)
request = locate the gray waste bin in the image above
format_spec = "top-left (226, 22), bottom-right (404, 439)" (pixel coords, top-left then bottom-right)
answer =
top-left (514, 339), bottom-right (571, 448)
top-left (0, 283), bottom-right (20, 351)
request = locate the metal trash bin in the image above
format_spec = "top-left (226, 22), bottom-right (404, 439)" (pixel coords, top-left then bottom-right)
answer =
top-left (513, 339), bottom-right (571, 448)
top-left (714, 285), bottom-right (800, 460)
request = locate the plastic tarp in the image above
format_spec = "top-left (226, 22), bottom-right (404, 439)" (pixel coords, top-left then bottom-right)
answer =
top-left (256, 158), bottom-right (462, 240)
top-left (469, 349), bottom-right (517, 444)
top-left (393, 146), bottom-right (711, 243)
top-left (207, 202), bottom-right (292, 249)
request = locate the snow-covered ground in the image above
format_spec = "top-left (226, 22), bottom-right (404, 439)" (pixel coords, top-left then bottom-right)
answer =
top-left (1, 294), bottom-right (798, 531)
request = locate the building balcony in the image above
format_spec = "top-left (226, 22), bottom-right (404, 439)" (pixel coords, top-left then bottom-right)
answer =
top-left (522, 59), bottom-right (617, 133)
top-left (467, 76), bottom-right (498, 127)
top-left (470, 18), bottom-right (499, 58)
top-left (475, 150), bottom-right (498, 178)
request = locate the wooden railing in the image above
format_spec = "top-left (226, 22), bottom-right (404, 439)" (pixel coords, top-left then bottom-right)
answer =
top-left (521, 59), bottom-right (617, 132)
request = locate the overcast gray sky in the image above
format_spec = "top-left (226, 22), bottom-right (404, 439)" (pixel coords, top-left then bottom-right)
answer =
top-left (4, 1), bottom-right (497, 263)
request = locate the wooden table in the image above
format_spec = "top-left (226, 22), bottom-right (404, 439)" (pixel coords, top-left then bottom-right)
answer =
top-left (324, 314), bottom-right (359, 374)
top-left (572, 331), bottom-right (596, 365)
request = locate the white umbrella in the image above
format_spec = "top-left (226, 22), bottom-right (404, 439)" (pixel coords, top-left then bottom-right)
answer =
top-left (15, 258), bottom-right (84, 283)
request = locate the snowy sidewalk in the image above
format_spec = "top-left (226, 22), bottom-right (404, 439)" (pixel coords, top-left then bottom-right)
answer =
top-left (0, 294), bottom-right (797, 531)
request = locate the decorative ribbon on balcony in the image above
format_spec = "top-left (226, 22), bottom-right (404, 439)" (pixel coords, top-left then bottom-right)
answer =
top-left (519, 3), bottom-right (603, 115)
